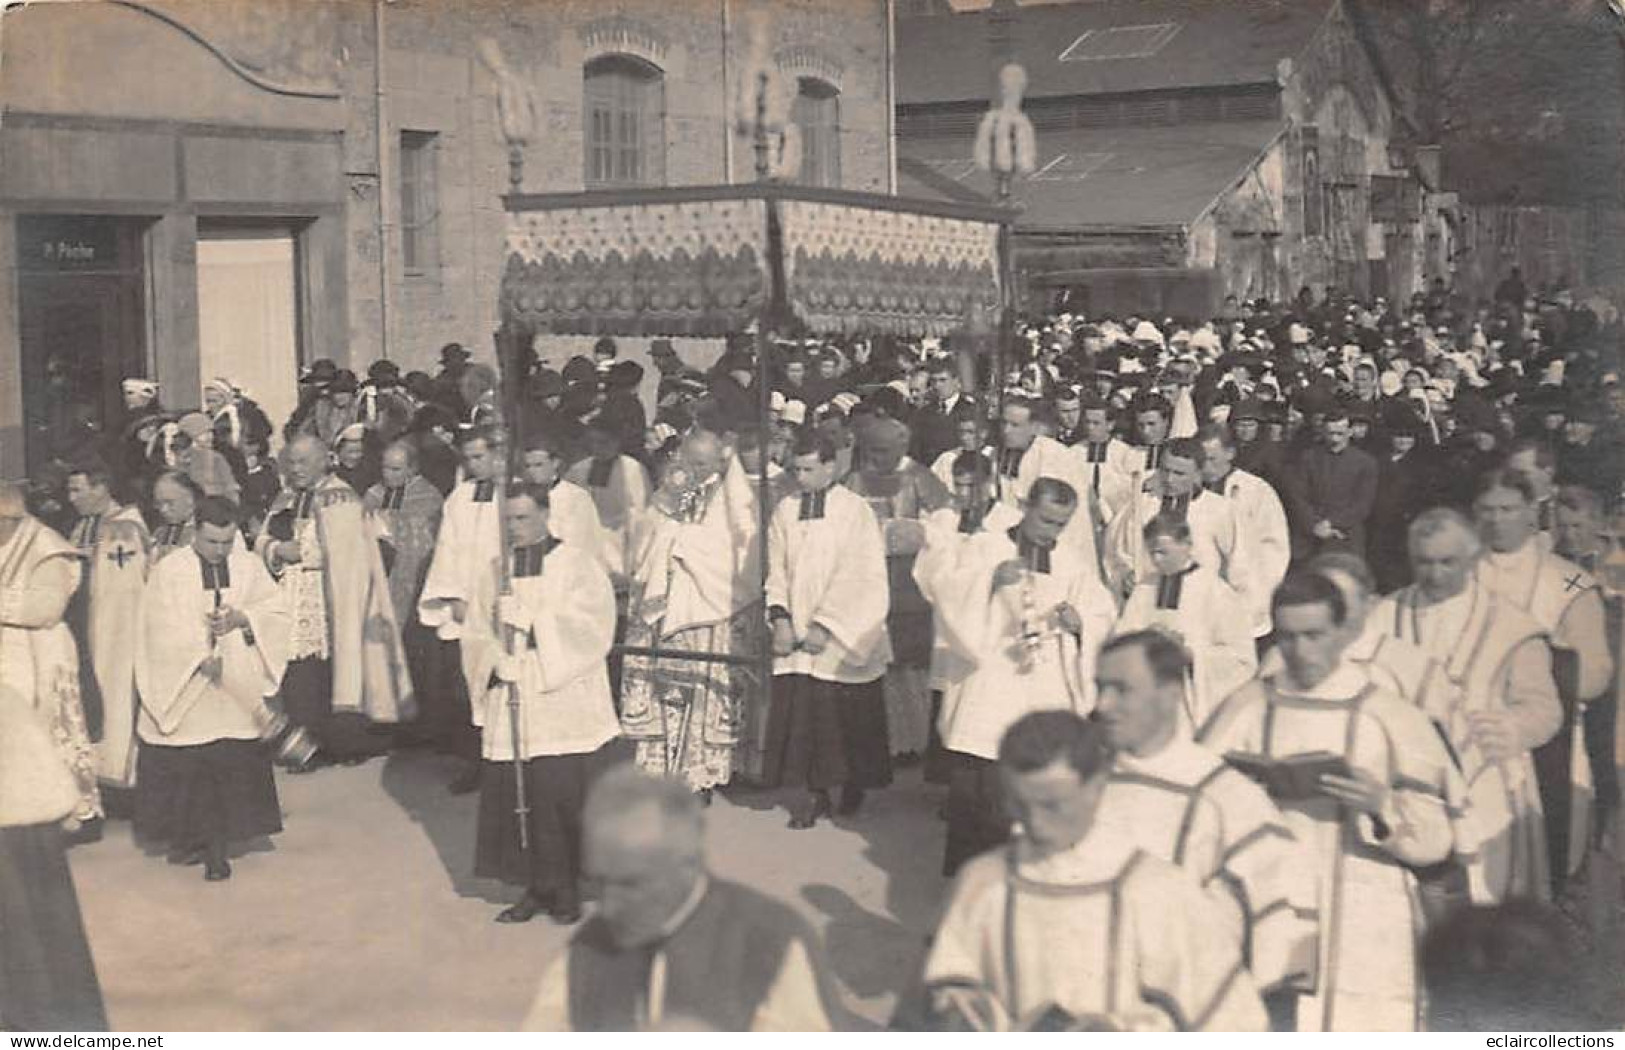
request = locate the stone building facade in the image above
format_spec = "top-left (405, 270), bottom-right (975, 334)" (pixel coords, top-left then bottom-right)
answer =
top-left (0, 0), bottom-right (894, 479)
top-left (895, 0), bottom-right (1445, 318)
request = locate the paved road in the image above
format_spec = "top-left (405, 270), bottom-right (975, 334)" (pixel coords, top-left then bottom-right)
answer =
top-left (68, 748), bottom-right (949, 1031)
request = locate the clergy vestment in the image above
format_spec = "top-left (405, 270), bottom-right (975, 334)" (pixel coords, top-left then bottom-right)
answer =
top-left (1210, 468), bottom-right (1291, 637)
top-left (924, 831), bottom-right (1267, 1031)
top-left (462, 537), bottom-right (620, 897)
top-left (1077, 438), bottom-right (1139, 524)
top-left (1099, 739), bottom-right (1316, 994)
top-left (763, 484), bottom-right (892, 794)
top-left (364, 476), bottom-right (449, 741)
top-left (258, 475), bottom-right (413, 759)
top-left (132, 548), bottom-right (288, 852)
top-left (844, 458), bottom-right (952, 756)
top-left (148, 520), bottom-right (196, 565)
top-left (1371, 578), bottom-right (1561, 902)
top-left (0, 515), bottom-right (100, 825)
top-left (1103, 487), bottom-right (1249, 611)
top-left (621, 454), bottom-right (761, 791)
top-left (929, 525), bottom-right (1116, 874)
top-left (1116, 562), bottom-right (1256, 732)
top-left (1477, 545), bottom-right (1612, 885)
top-left (1198, 665), bottom-right (1459, 1031)
top-left (0, 642), bottom-right (108, 1032)
top-left (928, 445), bottom-right (994, 493)
top-left (363, 475), bottom-right (443, 629)
top-left (915, 501), bottom-right (1023, 695)
top-left (67, 503), bottom-right (150, 788)
top-left (566, 453), bottom-right (650, 581)
top-left (418, 476), bottom-right (503, 645)
top-left (996, 434), bottom-right (1081, 511)
top-left (523, 876), bottom-right (836, 1031)
top-left (417, 475), bottom-right (503, 752)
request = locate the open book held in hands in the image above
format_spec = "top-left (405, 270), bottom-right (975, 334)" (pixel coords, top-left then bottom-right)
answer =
top-left (1223, 749), bottom-right (1351, 801)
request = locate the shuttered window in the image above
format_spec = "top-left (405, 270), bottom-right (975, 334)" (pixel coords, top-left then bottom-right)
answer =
top-left (584, 55), bottom-right (666, 188)
top-left (400, 130), bottom-right (439, 275)
top-left (793, 78), bottom-right (841, 188)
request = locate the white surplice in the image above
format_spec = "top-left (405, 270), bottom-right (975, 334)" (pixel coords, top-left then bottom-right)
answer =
top-left (462, 541), bottom-right (619, 762)
top-left (930, 526), bottom-right (1116, 760)
top-left (765, 485), bottom-right (891, 684)
top-left (135, 549), bottom-right (290, 747)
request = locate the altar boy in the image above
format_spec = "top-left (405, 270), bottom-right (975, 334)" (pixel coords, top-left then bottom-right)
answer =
top-left (133, 497), bottom-right (288, 881)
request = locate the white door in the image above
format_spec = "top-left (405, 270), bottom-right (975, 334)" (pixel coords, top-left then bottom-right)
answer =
top-left (196, 230), bottom-right (299, 446)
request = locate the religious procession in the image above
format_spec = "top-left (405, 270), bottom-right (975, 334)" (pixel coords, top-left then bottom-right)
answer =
top-left (3, 0), bottom-right (1624, 1037)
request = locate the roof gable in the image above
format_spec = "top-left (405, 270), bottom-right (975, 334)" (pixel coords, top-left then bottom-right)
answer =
top-left (897, 0), bottom-right (1338, 105)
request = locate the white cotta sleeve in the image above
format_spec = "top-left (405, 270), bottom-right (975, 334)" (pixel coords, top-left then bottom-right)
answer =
top-left (0, 553), bottom-right (79, 628)
top-left (532, 553), bottom-right (617, 692)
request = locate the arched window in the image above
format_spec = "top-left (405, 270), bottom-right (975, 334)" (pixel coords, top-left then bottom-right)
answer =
top-left (793, 77), bottom-right (841, 188)
top-left (584, 55), bottom-right (665, 188)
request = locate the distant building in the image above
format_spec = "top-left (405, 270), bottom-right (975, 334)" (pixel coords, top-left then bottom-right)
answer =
top-left (894, 0), bottom-right (1443, 318)
top-left (0, 0), bottom-right (894, 479)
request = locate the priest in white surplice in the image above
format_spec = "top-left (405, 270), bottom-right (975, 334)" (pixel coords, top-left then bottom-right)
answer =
top-left (462, 483), bottom-right (621, 925)
top-left (1370, 508), bottom-right (1561, 902)
top-left (1201, 573), bottom-right (1461, 1031)
top-left (1473, 467), bottom-right (1612, 892)
top-left (764, 430), bottom-right (892, 831)
top-left (1198, 424), bottom-right (1290, 639)
top-left (1115, 514), bottom-right (1256, 732)
top-left (929, 477), bottom-right (1116, 875)
top-left (133, 497), bottom-right (288, 882)
top-left (916, 450), bottom-right (1021, 781)
top-left (923, 711), bottom-right (1268, 1032)
top-left (993, 396), bottom-right (1100, 570)
top-left (1103, 437), bottom-right (1250, 615)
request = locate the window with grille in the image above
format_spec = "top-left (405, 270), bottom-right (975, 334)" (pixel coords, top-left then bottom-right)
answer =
top-left (584, 55), bottom-right (666, 188)
top-left (1058, 23), bottom-right (1181, 61)
top-left (400, 130), bottom-right (439, 275)
top-left (793, 78), bottom-right (841, 188)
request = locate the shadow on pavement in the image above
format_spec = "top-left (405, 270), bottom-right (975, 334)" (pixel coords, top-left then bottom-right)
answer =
top-left (378, 747), bottom-right (508, 904)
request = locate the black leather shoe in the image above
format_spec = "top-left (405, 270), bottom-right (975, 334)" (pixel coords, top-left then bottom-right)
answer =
top-left (788, 791), bottom-right (832, 830)
top-left (204, 859), bottom-right (232, 882)
top-left (837, 786), bottom-right (866, 817)
top-left (495, 891), bottom-right (550, 924)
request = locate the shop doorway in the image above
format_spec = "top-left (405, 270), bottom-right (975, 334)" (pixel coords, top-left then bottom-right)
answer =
top-left (16, 214), bottom-right (149, 478)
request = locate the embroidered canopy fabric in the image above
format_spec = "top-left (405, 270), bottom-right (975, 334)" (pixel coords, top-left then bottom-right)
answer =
top-left (776, 199), bottom-right (1002, 337)
top-left (501, 199), bottom-right (772, 337)
top-left (499, 187), bottom-right (1009, 339)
